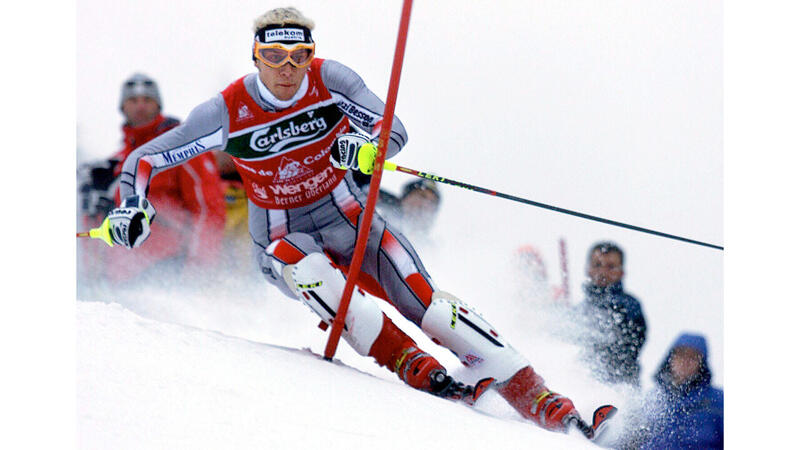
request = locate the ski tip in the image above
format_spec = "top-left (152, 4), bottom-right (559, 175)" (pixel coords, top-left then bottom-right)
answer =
top-left (464, 377), bottom-right (495, 406)
top-left (591, 404), bottom-right (617, 435)
top-left (474, 377), bottom-right (495, 397)
top-left (592, 405), bottom-right (617, 428)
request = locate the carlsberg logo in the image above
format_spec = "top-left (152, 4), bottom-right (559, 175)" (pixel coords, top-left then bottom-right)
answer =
top-left (249, 116), bottom-right (328, 153)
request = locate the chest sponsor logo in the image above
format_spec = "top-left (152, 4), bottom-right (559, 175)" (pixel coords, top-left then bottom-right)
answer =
top-left (269, 166), bottom-right (336, 197)
top-left (249, 110), bottom-right (328, 154)
top-left (237, 102), bottom-right (254, 122)
top-left (236, 161), bottom-right (274, 177)
top-left (274, 157), bottom-right (312, 183)
top-left (251, 182), bottom-right (269, 201)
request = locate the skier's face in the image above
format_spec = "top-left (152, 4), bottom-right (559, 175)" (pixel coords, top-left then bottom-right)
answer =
top-left (587, 250), bottom-right (624, 288)
top-left (122, 96), bottom-right (160, 128)
top-left (256, 58), bottom-right (308, 101)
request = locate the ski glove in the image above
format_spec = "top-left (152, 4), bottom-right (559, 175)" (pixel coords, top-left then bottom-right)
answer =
top-left (105, 195), bottom-right (156, 248)
top-left (330, 132), bottom-right (378, 175)
top-left (77, 159), bottom-right (120, 217)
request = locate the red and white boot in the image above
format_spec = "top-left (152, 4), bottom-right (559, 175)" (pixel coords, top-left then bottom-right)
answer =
top-left (368, 315), bottom-right (482, 400)
top-left (496, 365), bottom-right (579, 432)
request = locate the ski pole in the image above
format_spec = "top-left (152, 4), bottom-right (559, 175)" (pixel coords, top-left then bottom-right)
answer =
top-left (323, 0), bottom-right (415, 360)
top-left (383, 161), bottom-right (723, 251)
top-left (76, 218), bottom-right (114, 247)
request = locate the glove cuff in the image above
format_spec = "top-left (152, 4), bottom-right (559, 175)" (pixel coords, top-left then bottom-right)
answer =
top-left (357, 142), bottom-right (378, 175)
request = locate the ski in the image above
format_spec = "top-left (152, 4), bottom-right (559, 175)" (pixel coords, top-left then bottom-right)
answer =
top-left (458, 377), bottom-right (495, 406)
top-left (568, 405), bottom-right (618, 441)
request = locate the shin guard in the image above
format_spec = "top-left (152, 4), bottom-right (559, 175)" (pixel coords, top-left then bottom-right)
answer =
top-left (420, 291), bottom-right (529, 382)
top-left (420, 292), bottom-right (576, 428)
top-left (288, 252), bottom-right (382, 356)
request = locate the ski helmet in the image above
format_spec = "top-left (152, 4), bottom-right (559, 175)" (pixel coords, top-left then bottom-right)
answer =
top-left (119, 73), bottom-right (162, 110)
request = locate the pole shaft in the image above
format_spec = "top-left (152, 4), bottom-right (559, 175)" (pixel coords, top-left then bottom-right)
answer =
top-left (392, 165), bottom-right (723, 251)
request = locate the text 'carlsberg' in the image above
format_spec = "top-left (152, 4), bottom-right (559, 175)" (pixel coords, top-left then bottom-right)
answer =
top-left (250, 117), bottom-right (328, 152)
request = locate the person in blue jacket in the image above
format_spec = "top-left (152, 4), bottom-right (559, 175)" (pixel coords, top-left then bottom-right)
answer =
top-left (638, 332), bottom-right (724, 449)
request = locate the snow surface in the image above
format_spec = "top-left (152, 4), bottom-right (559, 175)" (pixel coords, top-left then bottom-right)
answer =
top-left (77, 299), bottom-right (599, 449)
top-left (69, 1), bottom-right (724, 449)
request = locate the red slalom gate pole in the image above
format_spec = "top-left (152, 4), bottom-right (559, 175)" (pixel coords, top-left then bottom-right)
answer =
top-left (558, 238), bottom-right (570, 303)
top-left (324, 0), bottom-right (414, 360)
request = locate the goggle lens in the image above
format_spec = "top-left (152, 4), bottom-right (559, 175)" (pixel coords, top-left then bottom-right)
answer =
top-left (125, 80), bottom-right (154, 88)
top-left (254, 43), bottom-right (315, 68)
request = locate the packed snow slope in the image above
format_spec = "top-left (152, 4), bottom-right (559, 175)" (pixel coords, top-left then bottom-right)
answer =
top-left (76, 258), bottom-right (697, 450)
top-left (78, 299), bottom-right (603, 449)
top-left (76, 1), bottom-right (722, 449)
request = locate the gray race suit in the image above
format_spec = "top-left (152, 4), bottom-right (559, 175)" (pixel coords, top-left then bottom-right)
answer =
top-left (118, 59), bottom-right (438, 325)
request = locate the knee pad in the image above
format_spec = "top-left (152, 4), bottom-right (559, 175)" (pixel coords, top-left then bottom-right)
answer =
top-left (288, 252), bottom-right (383, 356)
top-left (420, 291), bottom-right (529, 382)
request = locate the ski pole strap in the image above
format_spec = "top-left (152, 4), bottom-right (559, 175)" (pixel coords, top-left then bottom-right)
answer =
top-left (383, 162), bottom-right (723, 251)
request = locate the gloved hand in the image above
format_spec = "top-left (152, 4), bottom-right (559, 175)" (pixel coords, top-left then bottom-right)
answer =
top-left (77, 159), bottom-right (120, 217)
top-left (105, 195), bottom-right (157, 248)
top-left (330, 132), bottom-right (378, 175)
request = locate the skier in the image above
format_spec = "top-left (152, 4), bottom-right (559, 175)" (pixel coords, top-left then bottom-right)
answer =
top-left (97, 7), bottom-right (584, 433)
top-left (78, 73), bottom-right (226, 286)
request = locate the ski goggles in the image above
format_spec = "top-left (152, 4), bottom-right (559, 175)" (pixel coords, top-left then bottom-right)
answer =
top-left (253, 42), bottom-right (316, 68)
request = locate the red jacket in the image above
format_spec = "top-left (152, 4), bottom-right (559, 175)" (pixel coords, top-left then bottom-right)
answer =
top-left (102, 114), bottom-right (226, 283)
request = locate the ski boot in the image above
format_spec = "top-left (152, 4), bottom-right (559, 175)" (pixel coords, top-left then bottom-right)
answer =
top-left (428, 368), bottom-right (495, 405)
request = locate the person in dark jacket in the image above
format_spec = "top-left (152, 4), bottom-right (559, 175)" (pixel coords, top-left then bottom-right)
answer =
top-left (575, 241), bottom-right (647, 386)
top-left (353, 176), bottom-right (441, 242)
top-left (636, 332), bottom-right (724, 449)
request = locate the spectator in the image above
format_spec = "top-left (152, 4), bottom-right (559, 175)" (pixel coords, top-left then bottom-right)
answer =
top-left (399, 179), bottom-right (441, 235)
top-left (364, 178), bottom-right (441, 238)
top-left (575, 241), bottom-right (647, 386)
top-left (625, 332), bottom-right (723, 449)
top-left (78, 73), bottom-right (226, 286)
top-left (214, 151), bottom-right (254, 275)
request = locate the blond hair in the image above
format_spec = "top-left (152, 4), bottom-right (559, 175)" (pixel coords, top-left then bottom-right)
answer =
top-left (253, 7), bottom-right (315, 32)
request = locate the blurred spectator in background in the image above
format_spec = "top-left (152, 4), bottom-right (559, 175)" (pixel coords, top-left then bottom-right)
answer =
top-left (397, 179), bottom-right (441, 235)
top-left (354, 175), bottom-right (442, 239)
top-left (622, 332), bottom-right (723, 449)
top-left (575, 241), bottom-right (647, 386)
top-left (78, 73), bottom-right (226, 286)
top-left (214, 152), bottom-right (254, 275)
